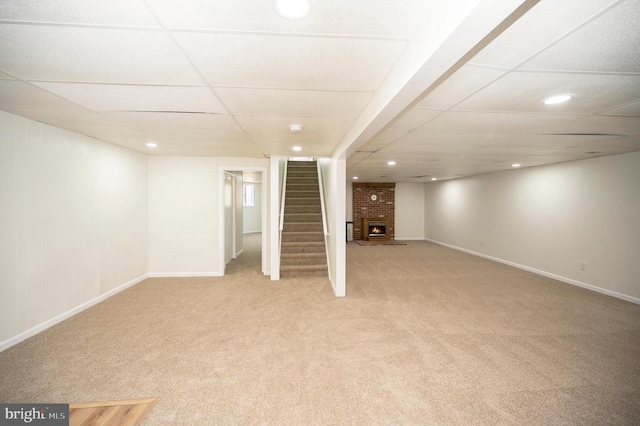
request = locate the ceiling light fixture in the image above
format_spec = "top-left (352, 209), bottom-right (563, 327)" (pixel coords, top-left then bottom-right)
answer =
top-left (542, 94), bottom-right (573, 105)
top-left (353, 176), bottom-right (358, 180)
top-left (275, 0), bottom-right (311, 19)
top-left (146, 142), bottom-right (158, 148)
top-left (387, 161), bottom-right (396, 166)
top-left (292, 146), bottom-right (302, 152)
top-left (512, 163), bottom-right (521, 168)
top-left (289, 123), bottom-right (303, 133)
top-left (431, 177), bottom-right (437, 181)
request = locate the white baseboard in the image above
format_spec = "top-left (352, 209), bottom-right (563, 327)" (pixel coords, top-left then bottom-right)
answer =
top-left (147, 272), bottom-right (223, 278)
top-left (424, 238), bottom-right (640, 305)
top-left (395, 237), bottom-right (426, 241)
top-left (243, 230), bottom-right (262, 234)
top-left (235, 248), bottom-right (244, 257)
top-left (0, 273), bottom-right (149, 352)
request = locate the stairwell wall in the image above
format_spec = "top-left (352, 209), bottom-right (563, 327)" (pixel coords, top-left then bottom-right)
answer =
top-left (319, 158), bottom-right (346, 297)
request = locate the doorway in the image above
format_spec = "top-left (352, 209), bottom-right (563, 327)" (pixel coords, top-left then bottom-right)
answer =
top-left (220, 168), bottom-right (267, 276)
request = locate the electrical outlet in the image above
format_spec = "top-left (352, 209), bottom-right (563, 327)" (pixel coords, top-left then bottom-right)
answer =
top-left (580, 261), bottom-right (587, 271)
top-left (480, 240), bottom-right (485, 247)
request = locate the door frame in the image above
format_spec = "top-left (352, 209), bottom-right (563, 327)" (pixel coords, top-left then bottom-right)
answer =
top-left (218, 166), bottom-right (268, 276)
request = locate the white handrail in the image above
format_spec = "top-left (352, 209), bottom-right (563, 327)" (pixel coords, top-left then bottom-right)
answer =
top-left (317, 160), bottom-right (329, 236)
top-left (279, 159), bottom-right (288, 232)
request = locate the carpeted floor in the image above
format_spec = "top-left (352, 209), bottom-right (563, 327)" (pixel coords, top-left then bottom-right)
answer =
top-left (1, 233), bottom-right (639, 425)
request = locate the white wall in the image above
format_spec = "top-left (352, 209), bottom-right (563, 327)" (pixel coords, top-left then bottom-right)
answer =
top-left (425, 152), bottom-right (640, 303)
top-left (243, 183), bottom-right (262, 233)
top-left (148, 156), bottom-right (219, 275)
top-left (346, 181), bottom-right (353, 222)
top-left (269, 156), bottom-right (286, 280)
top-left (0, 110), bottom-right (148, 348)
top-left (148, 156), bottom-right (269, 276)
top-left (395, 183), bottom-right (425, 240)
top-left (319, 158), bottom-right (346, 297)
top-left (232, 171), bottom-right (243, 256)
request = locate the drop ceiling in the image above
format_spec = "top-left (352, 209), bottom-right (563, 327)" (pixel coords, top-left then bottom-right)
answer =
top-left (0, 0), bottom-right (639, 182)
top-left (350, 0), bottom-right (640, 182)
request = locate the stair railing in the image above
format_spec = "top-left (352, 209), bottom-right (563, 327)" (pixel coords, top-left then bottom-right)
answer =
top-left (316, 160), bottom-right (329, 237)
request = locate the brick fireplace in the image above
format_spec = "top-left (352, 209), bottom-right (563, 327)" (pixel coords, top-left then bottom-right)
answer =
top-left (353, 183), bottom-right (395, 240)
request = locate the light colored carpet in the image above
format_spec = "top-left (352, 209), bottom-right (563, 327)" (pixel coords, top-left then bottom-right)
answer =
top-left (1, 233), bottom-right (639, 425)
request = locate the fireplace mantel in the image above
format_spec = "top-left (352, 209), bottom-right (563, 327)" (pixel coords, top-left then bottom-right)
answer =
top-left (362, 217), bottom-right (390, 241)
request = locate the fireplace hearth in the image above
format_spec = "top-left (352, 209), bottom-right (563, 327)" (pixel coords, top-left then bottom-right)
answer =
top-left (362, 217), bottom-right (390, 241)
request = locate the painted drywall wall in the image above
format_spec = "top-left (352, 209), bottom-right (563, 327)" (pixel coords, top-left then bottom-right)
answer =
top-left (148, 156), bottom-right (219, 275)
top-left (148, 156), bottom-right (269, 276)
top-left (346, 181), bottom-right (353, 221)
top-left (0, 110), bottom-right (148, 347)
top-left (231, 171), bottom-right (243, 256)
top-left (424, 152), bottom-right (640, 302)
top-left (319, 158), bottom-right (346, 297)
top-left (224, 171), bottom-right (234, 265)
top-left (243, 183), bottom-right (262, 233)
top-left (395, 183), bottom-right (425, 240)
top-left (269, 156), bottom-right (286, 280)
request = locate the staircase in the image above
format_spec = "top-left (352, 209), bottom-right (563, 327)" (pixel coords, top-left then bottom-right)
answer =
top-left (280, 160), bottom-right (328, 277)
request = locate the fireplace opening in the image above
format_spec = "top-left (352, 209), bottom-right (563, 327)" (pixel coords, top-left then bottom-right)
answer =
top-left (368, 221), bottom-right (387, 238)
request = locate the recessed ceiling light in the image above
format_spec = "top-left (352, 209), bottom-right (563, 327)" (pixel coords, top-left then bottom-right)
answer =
top-left (387, 161), bottom-right (396, 166)
top-left (353, 176), bottom-right (358, 180)
top-left (431, 177), bottom-right (437, 181)
top-left (289, 123), bottom-right (303, 133)
top-left (146, 142), bottom-right (158, 148)
top-left (542, 94), bottom-right (573, 105)
top-left (275, 0), bottom-right (311, 19)
top-left (512, 163), bottom-right (521, 168)
top-left (292, 146), bottom-right (302, 152)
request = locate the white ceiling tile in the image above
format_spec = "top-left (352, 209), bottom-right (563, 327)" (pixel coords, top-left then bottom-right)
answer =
top-left (148, 0), bottom-right (432, 37)
top-left (358, 129), bottom-right (408, 152)
top-left (347, 152), bottom-right (373, 167)
top-left (542, 116), bottom-right (640, 136)
top-left (0, 80), bottom-right (84, 109)
top-left (108, 111), bottom-right (243, 131)
top-left (417, 65), bottom-right (506, 110)
top-left (215, 88), bottom-right (372, 118)
top-left (4, 107), bottom-right (110, 128)
top-left (0, 71), bottom-right (14, 80)
top-left (144, 129), bottom-right (250, 143)
top-left (599, 99), bottom-right (640, 117)
top-left (68, 125), bottom-right (153, 146)
top-left (0, 0), bottom-right (159, 27)
top-left (234, 116), bottom-right (354, 135)
top-left (568, 136), bottom-right (640, 157)
top-left (468, 0), bottom-right (618, 68)
top-left (499, 134), bottom-right (623, 148)
top-left (381, 132), bottom-right (516, 154)
top-left (33, 82), bottom-right (227, 113)
top-left (522, 0), bottom-right (640, 73)
top-left (388, 107), bottom-right (441, 131)
top-left (176, 32), bottom-right (406, 91)
top-left (148, 142), bottom-right (264, 158)
top-left (0, 25), bottom-right (201, 84)
top-left (417, 111), bottom-right (581, 134)
top-left (455, 71), bottom-right (640, 114)
top-left (247, 132), bottom-right (345, 156)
